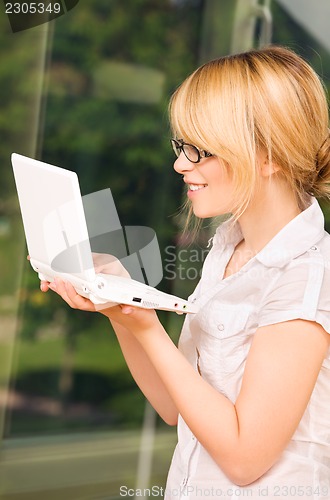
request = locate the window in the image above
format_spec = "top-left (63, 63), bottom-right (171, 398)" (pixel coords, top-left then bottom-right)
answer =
top-left (0, 1), bottom-right (329, 497)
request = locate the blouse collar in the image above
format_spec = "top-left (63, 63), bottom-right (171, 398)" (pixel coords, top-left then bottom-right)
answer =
top-left (212, 197), bottom-right (326, 268)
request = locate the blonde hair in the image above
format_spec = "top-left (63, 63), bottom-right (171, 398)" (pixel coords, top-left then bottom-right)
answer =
top-left (169, 46), bottom-right (330, 228)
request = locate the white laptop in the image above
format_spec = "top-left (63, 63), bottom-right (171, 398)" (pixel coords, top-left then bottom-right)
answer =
top-left (11, 153), bottom-right (198, 314)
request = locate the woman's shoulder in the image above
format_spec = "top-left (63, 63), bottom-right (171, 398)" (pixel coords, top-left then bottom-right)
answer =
top-left (258, 231), bottom-right (330, 333)
top-left (295, 231), bottom-right (330, 289)
top-left (284, 229), bottom-right (330, 273)
top-left (314, 229), bottom-right (330, 260)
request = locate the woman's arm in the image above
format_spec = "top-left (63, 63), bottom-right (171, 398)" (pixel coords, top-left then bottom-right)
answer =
top-left (49, 279), bottom-right (330, 486)
top-left (45, 278), bottom-right (179, 425)
top-left (129, 317), bottom-right (330, 486)
top-left (110, 320), bottom-right (179, 425)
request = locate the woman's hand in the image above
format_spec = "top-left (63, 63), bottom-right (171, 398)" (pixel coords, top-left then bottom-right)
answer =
top-left (39, 252), bottom-right (130, 293)
top-left (49, 278), bottom-right (159, 332)
top-left (38, 253), bottom-right (160, 333)
top-left (91, 252), bottom-right (131, 278)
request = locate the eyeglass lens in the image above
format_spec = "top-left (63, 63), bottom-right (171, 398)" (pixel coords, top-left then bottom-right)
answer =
top-left (171, 140), bottom-right (199, 163)
top-left (182, 144), bottom-right (199, 162)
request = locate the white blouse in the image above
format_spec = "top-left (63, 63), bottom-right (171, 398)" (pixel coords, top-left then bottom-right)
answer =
top-left (165, 197), bottom-right (330, 500)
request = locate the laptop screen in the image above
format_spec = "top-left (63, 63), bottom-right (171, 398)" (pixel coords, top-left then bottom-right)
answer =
top-left (11, 153), bottom-right (95, 282)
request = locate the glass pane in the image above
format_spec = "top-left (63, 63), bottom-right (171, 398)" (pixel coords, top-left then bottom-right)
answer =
top-left (1, 1), bottom-right (207, 498)
top-left (1, 0), bottom-right (329, 498)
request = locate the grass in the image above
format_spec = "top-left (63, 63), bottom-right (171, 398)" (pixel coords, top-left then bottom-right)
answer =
top-left (1, 328), bottom-right (127, 383)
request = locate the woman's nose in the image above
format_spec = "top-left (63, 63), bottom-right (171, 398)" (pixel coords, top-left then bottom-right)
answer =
top-left (173, 153), bottom-right (194, 174)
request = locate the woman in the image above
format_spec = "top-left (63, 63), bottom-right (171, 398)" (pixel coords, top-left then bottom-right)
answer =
top-left (43, 46), bottom-right (330, 498)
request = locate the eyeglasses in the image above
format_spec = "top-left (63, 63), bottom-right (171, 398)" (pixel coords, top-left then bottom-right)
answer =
top-left (171, 138), bottom-right (213, 164)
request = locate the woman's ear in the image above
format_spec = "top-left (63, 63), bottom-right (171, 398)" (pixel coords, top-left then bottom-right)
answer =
top-left (259, 154), bottom-right (281, 178)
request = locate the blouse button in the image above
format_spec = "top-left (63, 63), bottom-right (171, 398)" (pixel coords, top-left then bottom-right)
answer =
top-left (217, 323), bottom-right (225, 331)
top-left (311, 246), bottom-right (318, 251)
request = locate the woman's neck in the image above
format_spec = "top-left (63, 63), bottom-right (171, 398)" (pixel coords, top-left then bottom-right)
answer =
top-left (237, 180), bottom-right (302, 256)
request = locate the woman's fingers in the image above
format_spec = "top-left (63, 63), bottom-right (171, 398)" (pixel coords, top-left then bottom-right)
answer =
top-left (40, 281), bottom-right (50, 292)
top-left (51, 278), bottom-right (96, 311)
top-left (39, 276), bottom-right (159, 332)
top-left (60, 279), bottom-right (96, 311)
top-left (40, 277), bottom-right (115, 314)
top-left (92, 252), bottom-right (130, 278)
top-left (120, 305), bottom-right (134, 315)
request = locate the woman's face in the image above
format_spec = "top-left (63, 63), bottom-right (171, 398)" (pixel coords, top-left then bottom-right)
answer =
top-left (173, 151), bottom-right (237, 218)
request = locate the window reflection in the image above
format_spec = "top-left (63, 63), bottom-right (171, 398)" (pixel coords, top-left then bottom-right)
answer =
top-left (0, 0), bottom-right (329, 498)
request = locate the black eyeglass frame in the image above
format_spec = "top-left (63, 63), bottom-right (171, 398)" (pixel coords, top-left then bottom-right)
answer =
top-left (171, 138), bottom-right (213, 164)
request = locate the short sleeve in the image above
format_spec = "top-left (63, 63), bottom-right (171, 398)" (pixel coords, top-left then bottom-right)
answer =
top-left (258, 259), bottom-right (330, 334)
